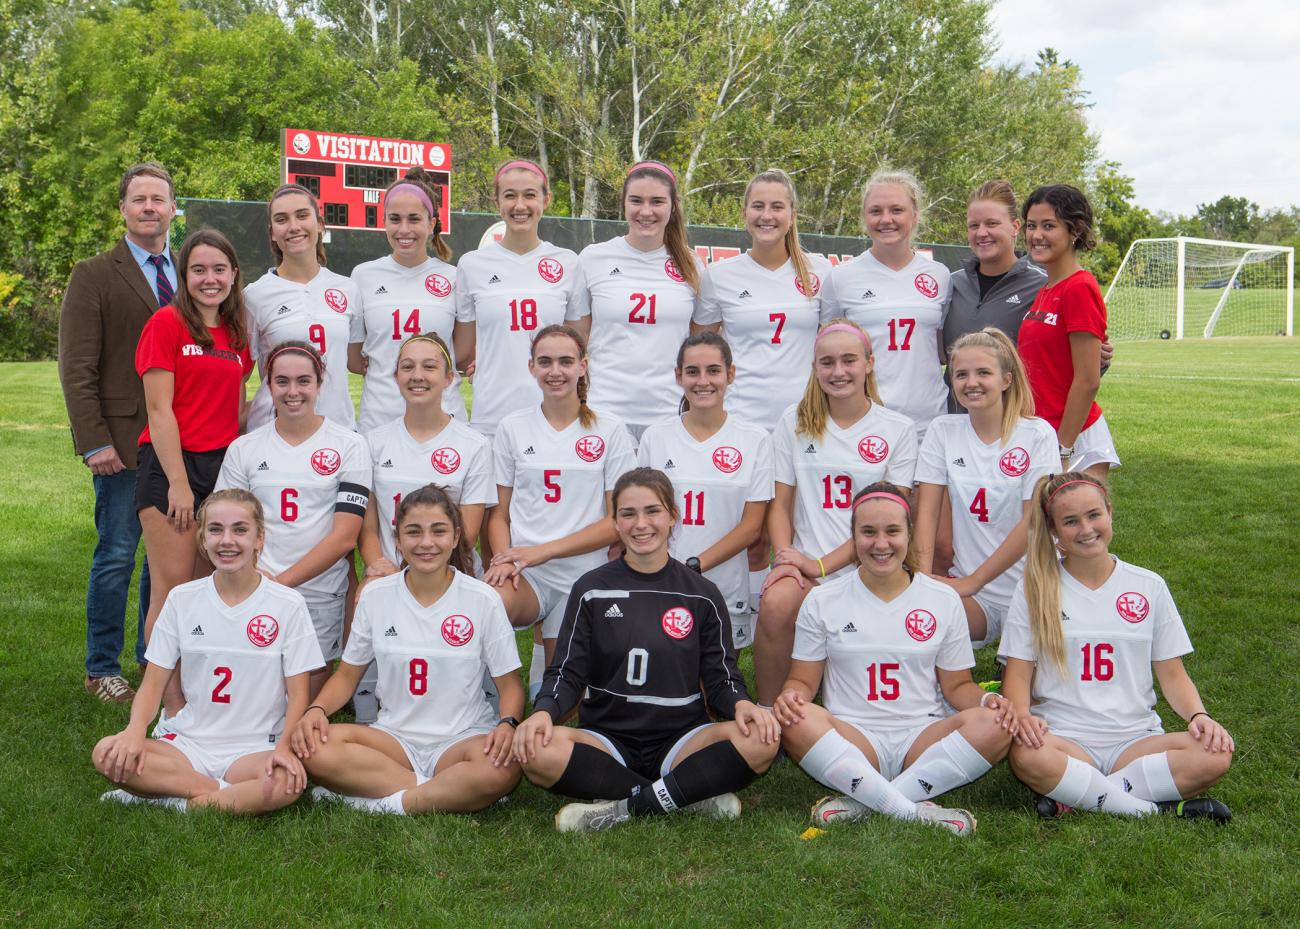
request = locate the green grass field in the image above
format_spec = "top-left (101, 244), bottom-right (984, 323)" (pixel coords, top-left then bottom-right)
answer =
top-left (2, 338), bottom-right (1298, 928)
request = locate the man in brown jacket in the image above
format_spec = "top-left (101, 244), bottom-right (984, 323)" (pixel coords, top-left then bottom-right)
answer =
top-left (59, 162), bottom-right (177, 702)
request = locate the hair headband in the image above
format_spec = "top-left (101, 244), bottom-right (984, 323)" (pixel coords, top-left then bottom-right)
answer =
top-left (816, 322), bottom-right (872, 354)
top-left (853, 491), bottom-right (911, 516)
top-left (495, 160), bottom-right (548, 184)
top-left (627, 161), bottom-right (678, 184)
top-left (266, 344), bottom-right (323, 377)
top-left (401, 334), bottom-right (454, 372)
top-left (1044, 478), bottom-right (1103, 512)
top-left (387, 183), bottom-right (437, 221)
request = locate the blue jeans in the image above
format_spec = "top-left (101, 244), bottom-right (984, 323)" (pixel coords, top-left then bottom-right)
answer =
top-left (85, 468), bottom-right (150, 677)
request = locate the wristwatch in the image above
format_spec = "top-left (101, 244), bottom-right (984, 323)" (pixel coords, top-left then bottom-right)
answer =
top-left (1058, 444), bottom-right (1075, 459)
top-left (498, 716), bottom-right (520, 728)
top-left (685, 556), bottom-right (702, 574)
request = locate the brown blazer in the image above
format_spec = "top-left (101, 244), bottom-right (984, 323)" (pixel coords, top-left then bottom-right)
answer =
top-left (58, 237), bottom-right (162, 470)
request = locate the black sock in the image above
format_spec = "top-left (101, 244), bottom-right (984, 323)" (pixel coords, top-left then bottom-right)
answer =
top-left (550, 743), bottom-right (649, 801)
top-left (627, 740), bottom-right (757, 816)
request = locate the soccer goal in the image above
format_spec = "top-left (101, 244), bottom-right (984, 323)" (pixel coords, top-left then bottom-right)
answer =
top-left (1104, 237), bottom-right (1294, 341)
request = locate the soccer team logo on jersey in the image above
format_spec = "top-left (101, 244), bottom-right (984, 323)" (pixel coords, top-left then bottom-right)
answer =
top-left (247, 614), bottom-right (279, 647)
top-left (661, 606), bottom-right (694, 639)
top-left (441, 614), bottom-right (475, 646)
top-left (664, 258), bottom-right (685, 283)
top-left (904, 609), bottom-right (937, 642)
top-left (999, 447), bottom-right (1031, 477)
top-left (712, 446), bottom-right (743, 473)
top-left (431, 447), bottom-right (461, 474)
top-left (324, 288), bottom-right (349, 313)
top-left (574, 435), bottom-right (606, 462)
top-left (311, 448), bottom-right (341, 475)
top-left (424, 273), bottom-right (453, 298)
top-left (913, 273), bottom-right (940, 299)
top-left (795, 272), bottom-right (822, 297)
top-left (858, 436), bottom-right (889, 464)
top-left (537, 257), bottom-right (565, 283)
top-left (1115, 592), bottom-right (1150, 624)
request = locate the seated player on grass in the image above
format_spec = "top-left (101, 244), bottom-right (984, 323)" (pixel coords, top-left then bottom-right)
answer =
top-left (1003, 472), bottom-right (1234, 821)
top-left (93, 489), bottom-right (322, 813)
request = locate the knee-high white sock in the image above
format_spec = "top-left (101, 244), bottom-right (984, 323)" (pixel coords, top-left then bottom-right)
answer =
top-left (1049, 756), bottom-right (1156, 817)
top-left (338, 790), bottom-right (407, 815)
top-left (799, 730), bottom-right (917, 819)
top-left (891, 732), bottom-right (992, 802)
top-left (528, 643), bottom-right (546, 702)
top-left (1109, 752), bottom-right (1181, 803)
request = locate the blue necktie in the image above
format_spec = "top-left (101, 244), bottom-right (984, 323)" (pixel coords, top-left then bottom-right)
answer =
top-left (148, 254), bottom-right (174, 307)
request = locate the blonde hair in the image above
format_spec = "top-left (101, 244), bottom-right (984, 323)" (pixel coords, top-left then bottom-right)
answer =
top-left (949, 327), bottom-right (1034, 444)
top-left (745, 169), bottom-right (816, 300)
top-left (863, 169), bottom-right (924, 239)
top-left (195, 489), bottom-right (265, 566)
top-left (1024, 472), bottom-right (1112, 674)
top-left (969, 179), bottom-right (1018, 221)
top-left (796, 318), bottom-right (883, 440)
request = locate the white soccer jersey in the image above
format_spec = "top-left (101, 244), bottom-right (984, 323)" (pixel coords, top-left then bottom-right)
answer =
top-left (215, 420), bottom-right (370, 605)
top-left (916, 415), bottom-right (1058, 608)
top-left (244, 267), bottom-right (363, 431)
top-left (794, 572), bottom-right (973, 730)
top-left (1001, 559), bottom-right (1194, 741)
top-left (494, 406), bottom-right (635, 585)
top-left (824, 252), bottom-right (952, 431)
top-left (366, 416), bottom-right (496, 565)
top-left (454, 241), bottom-right (585, 434)
top-left (695, 253), bottom-right (837, 428)
top-left (145, 576), bottom-right (323, 745)
top-left (579, 237), bottom-right (701, 430)
top-left (352, 254), bottom-right (467, 433)
top-left (344, 570), bottom-right (521, 743)
top-left (637, 416), bottom-right (774, 616)
top-left (773, 403), bottom-right (918, 573)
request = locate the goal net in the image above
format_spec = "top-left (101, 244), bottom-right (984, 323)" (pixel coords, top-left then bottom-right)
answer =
top-left (1104, 237), bottom-right (1294, 341)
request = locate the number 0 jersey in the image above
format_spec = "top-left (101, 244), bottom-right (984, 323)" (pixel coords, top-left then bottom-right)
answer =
top-left (916, 414), bottom-right (1058, 608)
top-left (344, 570), bottom-right (521, 744)
top-left (1000, 559), bottom-right (1193, 741)
top-left (351, 254), bottom-right (467, 433)
top-left (215, 420), bottom-right (370, 605)
top-left (244, 267), bottom-right (363, 431)
top-left (637, 415), bottom-right (774, 616)
top-left (145, 576), bottom-right (324, 746)
top-left (793, 571), bottom-right (973, 730)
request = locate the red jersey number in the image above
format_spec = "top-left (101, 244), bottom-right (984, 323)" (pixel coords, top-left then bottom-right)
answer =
top-left (1080, 643), bottom-right (1114, 681)
top-left (391, 309), bottom-right (421, 341)
top-left (409, 658), bottom-right (428, 695)
top-left (543, 469), bottom-right (561, 503)
top-left (211, 666), bottom-right (233, 704)
top-left (821, 474), bottom-right (853, 509)
top-left (968, 488), bottom-right (989, 523)
top-left (281, 488), bottom-right (299, 522)
top-left (308, 323), bottom-right (327, 355)
top-left (628, 293), bottom-right (658, 325)
top-left (865, 662), bottom-right (900, 701)
top-left (769, 312), bottom-right (786, 345)
top-left (509, 298), bottom-right (539, 331)
top-left (886, 318), bottom-right (915, 351)
top-left (682, 490), bottom-right (705, 526)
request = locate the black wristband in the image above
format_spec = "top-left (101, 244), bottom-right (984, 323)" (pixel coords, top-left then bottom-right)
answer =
top-left (306, 704), bottom-right (328, 718)
top-left (498, 716), bottom-right (520, 728)
top-left (1189, 711), bottom-right (1210, 724)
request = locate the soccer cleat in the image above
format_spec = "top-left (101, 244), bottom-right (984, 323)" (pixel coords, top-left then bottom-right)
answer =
top-left (684, 792), bottom-right (741, 821)
top-left (1157, 797), bottom-right (1232, 824)
top-left (86, 675), bottom-right (135, 703)
top-left (1034, 792), bottom-right (1072, 818)
top-left (915, 801), bottom-right (976, 836)
top-left (100, 789), bottom-right (187, 810)
top-left (311, 786), bottom-right (343, 803)
top-left (810, 794), bottom-right (871, 825)
top-left (555, 798), bottom-right (631, 833)
top-left (100, 788), bottom-right (145, 805)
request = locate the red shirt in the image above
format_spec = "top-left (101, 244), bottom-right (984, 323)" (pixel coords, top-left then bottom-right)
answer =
top-left (135, 307), bottom-right (253, 452)
top-left (1017, 269), bottom-right (1106, 432)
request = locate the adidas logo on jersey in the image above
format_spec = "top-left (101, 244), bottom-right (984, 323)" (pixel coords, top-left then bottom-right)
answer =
top-left (663, 459), bottom-right (675, 469)
top-left (804, 444), bottom-right (817, 454)
top-left (523, 446), bottom-right (535, 455)
top-left (861, 289), bottom-right (876, 299)
top-left (380, 459), bottom-right (393, 468)
top-left (918, 778), bottom-right (934, 795)
top-left (1005, 294), bottom-right (1021, 305)
top-left (375, 285), bottom-right (388, 295)
top-left (849, 776), bottom-right (863, 794)
top-left (604, 603), bottom-right (624, 618)
top-left (257, 461), bottom-right (270, 471)
top-left (609, 267), bottom-right (622, 276)
top-left (488, 274), bottom-right (502, 284)
top-left (738, 289), bottom-right (752, 299)
top-left (190, 625), bottom-right (204, 636)
top-left (276, 304), bottom-right (292, 316)
top-left (1061, 610), bottom-right (1072, 623)
top-left (841, 622), bottom-right (857, 633)
top-left (384, 626), bottom-right (398, 637)
top-left (952, 457), bottom-right (966, 467)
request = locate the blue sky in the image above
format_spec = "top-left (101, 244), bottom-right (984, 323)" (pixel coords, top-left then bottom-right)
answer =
top-left (991, 0), bottom-right (1300, 216)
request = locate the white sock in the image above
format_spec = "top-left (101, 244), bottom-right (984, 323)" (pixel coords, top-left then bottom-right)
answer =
top-left (339, 790), bottom-right (407, 815)
top-left (215, 778), bottom-right (231, 792)
top-left (1109, 752), bottom-right (1181, 803)
top-left (1049, 756), bottom-right (1156, 817)
top-left (799, 730), bottom-right (917, 819)
top-left (891, 732), bottom-right (992, 802)
top-left (528, 643), bottom-right (546, 702)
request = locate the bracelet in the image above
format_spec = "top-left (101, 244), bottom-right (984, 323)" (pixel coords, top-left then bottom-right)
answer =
top-left (498, 716), bottom-right (520, 728)
top-left (979, 691), bottom-right (998, 709)
top-left (305, 704), bottom-right (328, 718)
top-left (816, 557), bottom-right (826, 578)
top-left (1189, 711), bottom-right (1210, 724)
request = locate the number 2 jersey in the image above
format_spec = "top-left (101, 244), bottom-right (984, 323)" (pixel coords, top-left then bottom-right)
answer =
top-left (535, 557), bottom-right (750, 737)
top-left (916, 414), bottom-right (1058, 609)
top-left (215, 419), bottom-right (370, 605)
top-left (793, 571), bottom-right (973, 730)
top-left (145, 576), bottom-right (324, 746)
top-left (637, 415), bottom-right (774, 617)
top-left (343, 570), bottom-right (521, 743)
top-left (1000, 559), bottom-right (1193, 741)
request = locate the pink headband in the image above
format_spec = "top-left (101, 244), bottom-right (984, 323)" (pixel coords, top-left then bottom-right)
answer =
top-left (266, 344), bottom-right (323, 378)
top-left (387, 183), bottom-right (436, 220)
top-left (495, 160), bottom-right (548, 184)
top-left (628, 161), bottom-right (678, 184)
top-left (816, 322), bottom-right (873, 354)
top-left (853, 491), bottom-right (911, 516)
top-left (1044, 479), bottom-right (1104, 512)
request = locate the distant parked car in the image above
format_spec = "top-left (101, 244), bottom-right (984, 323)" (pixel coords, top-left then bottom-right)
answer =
top-left (1198, 277), bottom-right (1244, 289)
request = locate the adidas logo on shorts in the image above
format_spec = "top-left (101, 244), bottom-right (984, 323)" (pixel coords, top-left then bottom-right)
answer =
top-left (663, 459), bottom-right (675, 469)
top-left (738, 289), bottom-right (752, 299)
top-left (488, 274), bottom-right (502, 284)
top-left (381, 459), bottom-right (393, 468)
top-left (276, 304), bottom-right (292, 316)
top-left (190, 625), bottom-right (204, 636)
top-left (609, 267), bottom-right (622, 276)
top-left (804, 444), bottom-right (817, 454)
top-left (523, 446), bottom-right (535, 455)
top-left (952, 457), bottom-right (966, 467)
top-left (841, 622), bottom-right (857, 633)
top-left (1006, 294), bottom-right (1021, 305)
top-left (861, 289), bottom-right (876, 299)
top-left (384, 626), bottom-right (398, 637)
top-left (604, 604), bottom-right (624, 619)
top-left (375, 285), bottom-right (388, 294)
top-left (257, 461), bottom-right (270, 471)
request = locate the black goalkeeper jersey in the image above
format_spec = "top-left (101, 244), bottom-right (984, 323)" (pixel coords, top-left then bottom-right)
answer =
top-left (533, 557), bottom-right (751, 738)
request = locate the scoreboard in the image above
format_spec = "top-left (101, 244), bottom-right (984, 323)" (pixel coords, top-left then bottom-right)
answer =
top-left (281, 128), bottom-right (452, 232)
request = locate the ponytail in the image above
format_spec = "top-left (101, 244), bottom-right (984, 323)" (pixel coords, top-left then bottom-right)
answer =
top-left (386, 167), bottom-right (452, 263)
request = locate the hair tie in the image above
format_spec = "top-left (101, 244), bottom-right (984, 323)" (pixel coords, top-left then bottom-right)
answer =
top-left (495, 159), bottom-right (548, 184)
top-left (627, 161), bottom-right (678, 184)
top-left (266, 344), bottom-right (323, 378)
top-left (1044, 478), bottom-right (1102, 512)
top-left (386, 182), bottom-right (437, 221)
top-left (853, 491), bottom-right (910, 516)
top-left (815, 322), bottom-right (873, 355)
top-left (401, 334), bottom-right (454, 373)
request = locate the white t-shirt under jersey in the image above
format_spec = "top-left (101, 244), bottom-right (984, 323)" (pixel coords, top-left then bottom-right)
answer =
top-left (1000, 559), bottom-right (1194, 742)
top-left (145, 576), bottom-right (323, 746)
top-left (366, 416), bottom-right (496, 566)
top-left (825, 251), bottom-right (952, 431)
top-left (637, 415), bottom-right (774, 617)
top-left (695, 253), bottom-right (837, 428)
top-left (344, 570), bottom-right (521, 744)
top-left (215, 420), bottom-right (370, 605)
top-left (578, 237), bottom-right (701, 431)
top-left (916, 415), bottom-right (1058, 609)
top-left (773, 402), bottom-right (918, 573)
top-left (454, 241), bottom-right (585, 435)
top-left (794, 571), bottom-right (973, 730)
top-left (244, 267), bottom-right (363, 431)
top-left (352, 254), bottom-right (467, 433)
